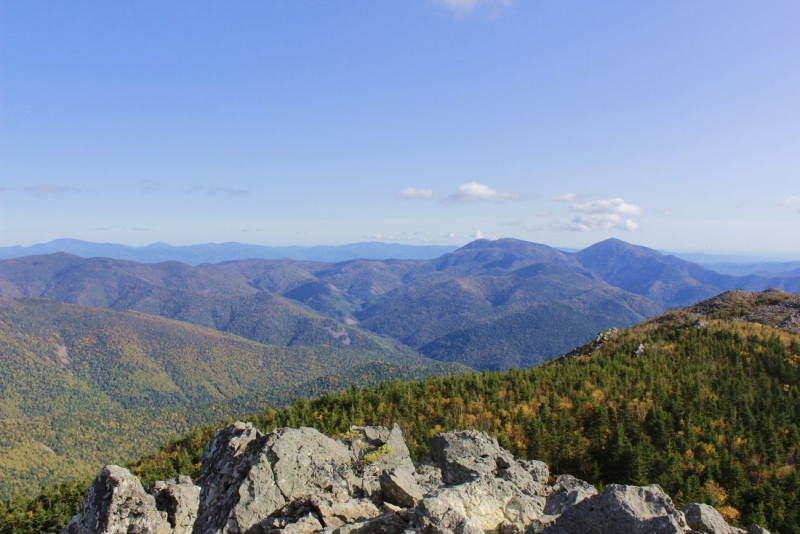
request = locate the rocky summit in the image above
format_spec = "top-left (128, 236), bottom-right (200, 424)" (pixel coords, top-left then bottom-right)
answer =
top-left (62, 423), bottom-right (770, 534)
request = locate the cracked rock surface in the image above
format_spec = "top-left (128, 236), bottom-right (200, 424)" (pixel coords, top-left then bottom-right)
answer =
top-left (62, 423), bottom-right (771, 534)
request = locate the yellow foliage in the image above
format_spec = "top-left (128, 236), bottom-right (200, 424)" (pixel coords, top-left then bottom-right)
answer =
top-left (717, 506), bottom-right (741, 523)
top-left (703, 480), bottom-right (728, 506)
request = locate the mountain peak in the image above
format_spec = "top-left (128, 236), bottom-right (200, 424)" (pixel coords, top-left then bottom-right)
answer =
top-left (585, 238), bottom-right (654, 251)
top-left (458, 238), bottom-right (553, 251)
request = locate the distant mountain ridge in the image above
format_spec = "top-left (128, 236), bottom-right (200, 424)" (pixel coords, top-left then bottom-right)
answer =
top-left (0, 239), bottom-right (458, 264)
top-left (4, 238), bottom-right (800, 373)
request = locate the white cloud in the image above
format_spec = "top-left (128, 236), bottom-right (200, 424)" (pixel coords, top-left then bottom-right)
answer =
top-left (440, 232), bottom-right (465, 239)
top-left (552, 192), bottom-right (579, 202)
top-left (365, 233), bottom-right (397, 240)
top-left (568, 198), bottom-right (644, 231)
top-left (472, 230), bottom-right (485, 240)
top-left (395, 187), bottom-right (434, 200)
top-left (528, 197), bottom-right (645, 233)
top-left (779, 195), bottom-right (800, 207)
top-left (445, 181), bottom-right (519, 203)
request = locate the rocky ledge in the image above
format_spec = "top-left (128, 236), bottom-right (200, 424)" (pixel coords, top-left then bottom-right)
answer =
top-left (62, 422), bottom-right (770, 534)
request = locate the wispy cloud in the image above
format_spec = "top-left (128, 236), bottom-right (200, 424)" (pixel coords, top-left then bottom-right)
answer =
top-left (0, 187), bottom-right (12, 193)
top-left (208, 187), bottom-right (252, 197)
top-left (132, 227), bottom-right (151, 232)
top-left (432, 0), bottom-right (512, 16)
top-left (526, 219), bottom-right (571, 233)
top-left (471, 230), bottom-right (485, 240)
top-left (364, 233), bottom-right (398, 240)
top-left (181, 186), bottom-right (204, 194)
top-left (440, 232), bottom-right (466, 239)
top-left (779, 195), bottom-right (800, 207)
top-left (139, 179), bottom-right (159, 194)
top-left (552, 192), bottom-right (580, 202)
top-left (93, 227), bottom-right (110, 231)
top-left (24, 184), bottom-right (81, 195)
top-left (444, 181), bottom-right (519, 203)
top-left (395, 187), bottom-right (434, 200)
top-left (178, 186), bottom-right (252, 196)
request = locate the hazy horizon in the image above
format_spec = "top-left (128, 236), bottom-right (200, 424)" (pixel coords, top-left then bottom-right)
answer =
top-left (2, 1), bottom-right (799, 253)
top-left (3, 235), bottom-right (800, 262)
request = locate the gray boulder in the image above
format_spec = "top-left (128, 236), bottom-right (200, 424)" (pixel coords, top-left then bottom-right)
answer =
top-left (541, 484), bottom-right (687, 534)
top-left (62, 465), bottom-right (171, 534)
top-left (308, 495), bottom-right (381, 528)
top-left (413, 465), bottom-right (443, 495)
top-left (431, 430), bottom-right (516, 486)
top-left (192, 422), bottom-right (281, 534)
top-left (252, 495), bottom-right (381, 533)
top-left (519, 461), bottom-right (550, 485)
top-left (193, 423), bottom-right (360, 534)
top-left (525, 515), bottom-right (558, 534)
top-left (346, 425), bottom-right (415, 473)
top-left (681, 503), bottom-right (742, 534)
top-left (429, 477), bottom-right (544, 532)
top-left (542, 475), bottom-right (597, 516)
top-left (152, 476), bottom-right (201, 534)
top-left (414, 497), bottom-right (484, 534)
top-left (266, 427), bottom-right (359, 501)
top-left (431, 430), bottom-right (547, 497)
top-left (340, 425), bottom-right (415, 501)
top-left (380, 468), bottom-right (424, 508)
top-left (327, 512), bottom-right (409, 534)
top-left (428, 431), bottom-right (546, 531)
top-left (748, 527), bottom-right (771, 534)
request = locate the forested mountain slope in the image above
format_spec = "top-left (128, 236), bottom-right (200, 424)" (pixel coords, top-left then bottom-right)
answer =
top-left (0, 254), bottom-right (400, 353)
top-left (2, 239), bottom-right (799, 371)
top-left (576, 238), bottom-right (800, 305)
top-left (0, 296), bottom-right (463, 499)
top-left (356, 262), bottom-right (662, 369)
top-left (3, 289), bottom-right (799, 533)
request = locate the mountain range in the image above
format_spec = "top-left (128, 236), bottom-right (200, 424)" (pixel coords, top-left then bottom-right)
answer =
top-left (5, 238), bottom-right (799, 275)
top-left (2, 238), bottom-right (799, 371)
top-left (0, 239), bottom-right (457, 264)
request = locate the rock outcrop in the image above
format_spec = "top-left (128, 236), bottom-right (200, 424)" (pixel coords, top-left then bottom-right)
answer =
top-left (538, 484), bottom-right (687, 533)
top-left (63, 465), bottom-right (171, 534)
top-left (63, 423), bottom-right (771, 534)
top-left (151, 476), bottom-right (201, 534)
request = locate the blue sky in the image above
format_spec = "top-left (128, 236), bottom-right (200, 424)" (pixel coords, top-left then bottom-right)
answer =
top-left (1, 1), bottom-right (799, 256)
